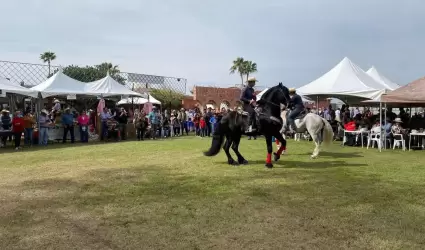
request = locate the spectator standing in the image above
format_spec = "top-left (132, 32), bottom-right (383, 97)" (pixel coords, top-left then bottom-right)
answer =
top-left (23, 111), bottom-right (36, 146)
top-left (199, 117), bottom-right (206, 137)
top-left (61, 108), bottom-right (75, 143)
top-left (1, 109), bottom-right (12, 147)
top-left (77, 110), bottom-right (90, 143)
top-left (205, 107), bottom-right (213, 136)
top-left (134, 111), bottom-right (148, 140)
top-left (100, 108), bottom-right (112, 141)
top-left (11, 111), bottom-right (25, 150)
top-left (38, 109), bottom-right (51, 146)
top-left (116, 107), bottom-right (129, 140)
top-left (209, 114), bottom-right (217, 135)
top-left (178, 108), bottom-right (188, 135)
top-left (148, 107), bottom-right (160, 139)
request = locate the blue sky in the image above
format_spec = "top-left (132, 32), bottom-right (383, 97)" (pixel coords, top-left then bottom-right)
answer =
top-left (1, 0), bottom-right (424, 91)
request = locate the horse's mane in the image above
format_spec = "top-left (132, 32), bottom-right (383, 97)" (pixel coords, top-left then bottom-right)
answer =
top-left (258, 85), bottom-right (280, 104)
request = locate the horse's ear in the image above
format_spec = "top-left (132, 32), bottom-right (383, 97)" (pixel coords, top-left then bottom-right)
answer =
top-left (279, 82), bottom-right (283, 86)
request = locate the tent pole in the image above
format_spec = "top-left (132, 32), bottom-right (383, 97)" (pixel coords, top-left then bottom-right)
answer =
top-left (316, 95), bottom-right (318, 114)
top-left (379, 101), bottom-right (382, 152)
top-left (384, 103), bottom-right (387, 150)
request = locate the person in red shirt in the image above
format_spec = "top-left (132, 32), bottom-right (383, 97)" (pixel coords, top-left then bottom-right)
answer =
top-left (199, 117), bottom-right (206, 137)
top-left (77, 110), bottom-right (90, 143)
top-left (193, 113), bottom-right (200, 136)
top-left (12, 110), bottom-right (25, 150)
top-left (344, 119), bottom-right (357, 131)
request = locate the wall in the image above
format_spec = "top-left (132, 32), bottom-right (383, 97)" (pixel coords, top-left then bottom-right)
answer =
top-left (193, 86), bottom-right (242, 108)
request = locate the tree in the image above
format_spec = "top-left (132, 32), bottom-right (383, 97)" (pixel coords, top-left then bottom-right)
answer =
top-left (40, 51), bottom-right (57, 76)
top-left (149, 88), bottom-right (184, 110)
top-left (242, 60), bottom-right (257, 81)
top-left (229, 57), bottom-right (246, 85)
top-left (60, 63), bottom-right (126, 84)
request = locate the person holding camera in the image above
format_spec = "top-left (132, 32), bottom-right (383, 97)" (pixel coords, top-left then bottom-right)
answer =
top-left (116, 107), bottom-right (129, 140)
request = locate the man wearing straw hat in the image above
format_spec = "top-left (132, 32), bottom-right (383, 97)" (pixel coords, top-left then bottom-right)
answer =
top-left (240, 76), bottom-right (258, 133)
top-left (285, 87), bottom-right (305, 134)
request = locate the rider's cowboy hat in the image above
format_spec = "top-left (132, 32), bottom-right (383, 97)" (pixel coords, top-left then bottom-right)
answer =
top-left (53, 99), bottom-right (60, 103)
top-left (246, 76), bottom-right (258, 82)
top-left (289, 88), bottom-right (296, 93)
top-left (41, 109), bottom-right (48, 114)
top-left (394, 118), bottom-right (403, 123)
top-left (1, 109), bottom-right (9, 113)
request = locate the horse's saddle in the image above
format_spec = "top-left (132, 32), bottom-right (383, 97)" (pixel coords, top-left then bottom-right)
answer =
top-left (290, 109), bottom-right (307, 120)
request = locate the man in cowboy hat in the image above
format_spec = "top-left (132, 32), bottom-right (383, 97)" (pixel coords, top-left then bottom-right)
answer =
top-left (285, 87), bottom-right (305, 134)
top-left (240, 76), bottom-right (258, 133)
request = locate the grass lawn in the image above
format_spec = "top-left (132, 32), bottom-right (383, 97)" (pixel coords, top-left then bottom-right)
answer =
top-left (0, 136), bottom-right (424, 250)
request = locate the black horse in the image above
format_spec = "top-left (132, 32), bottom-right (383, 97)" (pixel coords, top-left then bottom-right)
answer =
top-left (204, 83), bottom-right (291, 168)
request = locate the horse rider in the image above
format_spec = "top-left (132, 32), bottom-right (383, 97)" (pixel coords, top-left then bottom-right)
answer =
top-left (240, 76), bottom-right (258, 133)
top-left (286, 87), bottom-right (305, 133)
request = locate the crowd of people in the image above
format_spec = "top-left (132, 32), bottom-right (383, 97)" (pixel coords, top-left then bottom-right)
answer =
top-left (314, 104), bottom-right (425, 147)
top-left (2, 96), bottom-right (424, 151)
top-left (0, 100), bottom-right (232, 150)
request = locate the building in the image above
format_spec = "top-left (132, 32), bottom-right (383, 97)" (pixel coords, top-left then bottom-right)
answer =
top-left (182, 86), bottom-right (262, 110)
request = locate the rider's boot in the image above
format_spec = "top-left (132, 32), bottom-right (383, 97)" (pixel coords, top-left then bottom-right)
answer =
top-left (289, 120), bottom-right (297, 134)
top-left (245, 116), bottom-right (256, 134)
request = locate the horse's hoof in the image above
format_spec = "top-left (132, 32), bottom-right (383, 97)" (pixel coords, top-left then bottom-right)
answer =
top-left (239, 159), bottom-right (249, 165)
top-left (310, 155), bottom-right (317, 159)
top-left (273, 152), bottom-right (280, 162)
top-left (228, 159), bottom-right (239, 165)
top-left (265, 163), bottom-right (273, 168)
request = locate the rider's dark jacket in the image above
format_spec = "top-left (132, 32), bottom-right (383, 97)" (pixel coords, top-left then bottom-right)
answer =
top-left (289, 94), bottom-right (305, 110)
top-left (240, 86), bottom-right (255, 110)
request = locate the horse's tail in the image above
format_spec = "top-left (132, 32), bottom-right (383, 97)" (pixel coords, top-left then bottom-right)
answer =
top-left (321, 118), bottom-right (333, 146)
top-left (204, 117), bottom-right (227, 157)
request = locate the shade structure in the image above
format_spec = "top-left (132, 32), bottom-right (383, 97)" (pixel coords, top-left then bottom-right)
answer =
top-left (366, 66), bottom-right (400, 90)
top-left (0, 76), bottom-right (38, 97)
top-left (30, 69), bottom-right (88, 98)
top-left (117, 95), bottom-right (161, 105)
top-left (361, 89), bottom-right (390, 103)
top-left (297, 57), bottom-right (385, 101)
top-left (84, 74), bottom-right (146, 98)
top-left (256, 88), bottom-right (314, 104)
top-left (382, 77), bottom-right (425, 104)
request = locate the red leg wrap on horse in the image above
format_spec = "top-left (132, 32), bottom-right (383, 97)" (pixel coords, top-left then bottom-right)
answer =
top-left (277, 146), bottom-right (286, 155)
top-left (266, 153), bottom-right (272, 163)
top-left (275, 139), bottom-right (279, 145)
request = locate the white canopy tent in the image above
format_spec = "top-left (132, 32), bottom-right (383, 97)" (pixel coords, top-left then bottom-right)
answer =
top-left (297, 57), bottom-right (385, 101)
top-left (30, 69), bottom-right (88, 98)
top-left (84, 73), bottom-right (146, 98)
top-left (256, 88), bottom-right (314, 104)
top-left (0, 76), bottom-right (38, 98)
top-left (366, 66), bottom-right (400, 91)
top-left (117, 95), bottom-right (161, 105)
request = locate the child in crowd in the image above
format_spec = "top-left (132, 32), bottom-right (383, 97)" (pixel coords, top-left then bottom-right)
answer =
top-left (199, 117), bottom-right (206, 137)
top-left (193, 114), bottom-right (200, 136)
top-left (187, 118), bottom-right (194, 132)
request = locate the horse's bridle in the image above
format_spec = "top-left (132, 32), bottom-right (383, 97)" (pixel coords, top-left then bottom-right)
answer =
top-left (260, 87), bottom-right (289, 108)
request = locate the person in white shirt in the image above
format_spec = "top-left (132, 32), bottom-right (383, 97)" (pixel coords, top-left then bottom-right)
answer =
top-left (335, 108), bottom-right (341, 123)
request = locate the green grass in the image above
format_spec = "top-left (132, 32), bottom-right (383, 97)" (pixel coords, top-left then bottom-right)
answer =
top-left (0, 137), bottom-right (424, 249)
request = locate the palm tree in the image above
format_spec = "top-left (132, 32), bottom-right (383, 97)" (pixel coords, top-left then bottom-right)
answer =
top-left (243, 61), bottom-right (257, 81)
top-left (229, 57), bottom-right (246, 85)
top-left (95, 62), bottom-right (120, 75)
top-left (40, 51), bottom-right (57, 76)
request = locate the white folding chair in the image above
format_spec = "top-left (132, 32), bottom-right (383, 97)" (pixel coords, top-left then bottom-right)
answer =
top-left (367, 132), bottom-right (382, 150)
top-left (392, 133), bottom-right (406, 151)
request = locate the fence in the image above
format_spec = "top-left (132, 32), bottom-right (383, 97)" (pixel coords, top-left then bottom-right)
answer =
top-left (0, 60), bottom-right (187, 94)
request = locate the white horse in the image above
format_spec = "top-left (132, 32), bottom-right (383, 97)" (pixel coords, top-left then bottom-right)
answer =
top-left (281, 110), bottom-right (334, 159)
